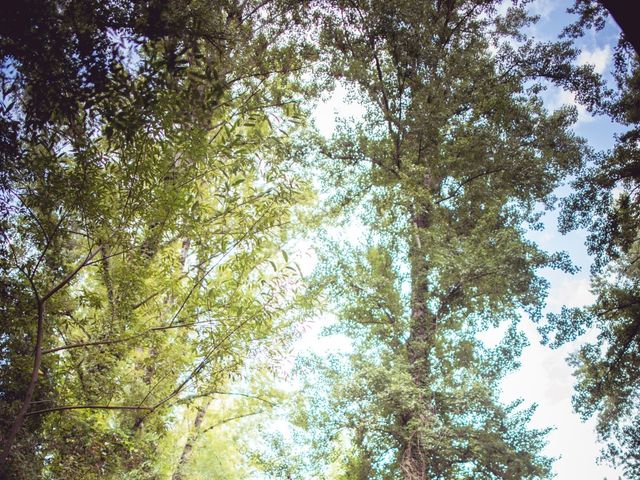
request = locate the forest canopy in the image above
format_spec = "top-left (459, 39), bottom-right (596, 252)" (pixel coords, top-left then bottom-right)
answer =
top-left (0, 1), bottom-right (638, 479)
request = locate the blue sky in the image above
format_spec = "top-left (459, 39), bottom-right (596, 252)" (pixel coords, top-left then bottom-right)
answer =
top-left (506, 2), bottom-right (625, 478)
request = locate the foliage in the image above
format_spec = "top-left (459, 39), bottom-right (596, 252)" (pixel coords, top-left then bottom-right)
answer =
top-left (0, 0), bottom-right (311, 477)
top-left (2, 0), bottom-right (637, 479)
top-left (265, 1), bottom-right (596, 479)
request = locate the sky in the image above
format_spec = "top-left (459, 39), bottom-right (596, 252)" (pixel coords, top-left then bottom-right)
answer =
top-left (508, 2), bottom-right (625, 478)
top-left (292, 1), bottom-right (629, 478)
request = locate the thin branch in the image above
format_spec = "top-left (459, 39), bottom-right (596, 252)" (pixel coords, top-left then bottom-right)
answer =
top-left (31, 210), bottom-right (68, 278)
top-left (0, 228), bottom-right (38, 297)
top-left (25, 404), bottom-right (154, 416)
top-left (595, 299), bottom-right (640, 318)
top-left (240, 0), bottom-right (273, 23)
top-left (201, 411), bottom-right (263, 434)
top-left (436, 168), bottom-right (506, 204)
top-left (179, 390), bottom-right (276, 407)
top-left (597, 317), bottom-right (640, 395)
top-left (167, 201), bottom-right (274, 327)
top-left (41, 247), bottom-right (100, 303)
top-left (43, 318), bottom-right (227, 354)
top-left (9, 188), bottom-right (49, 243)
top-left (137, 313), bottom-right (258, 418)
top-left (132, 290), bottom-right (165, 311)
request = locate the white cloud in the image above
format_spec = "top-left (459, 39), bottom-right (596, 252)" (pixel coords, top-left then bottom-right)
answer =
top-left (529, 0), bottom-right (556, 20)
top-left (577, 46), bottom-right (611, 75)
top-left (541, 47), bottom-right (611, 126)
top-left (500, 318), bottom-right (623, 479)
top-left (541, 351), bottom-right (573, 404)
top-left (548, 87), bottom-right (594, 125)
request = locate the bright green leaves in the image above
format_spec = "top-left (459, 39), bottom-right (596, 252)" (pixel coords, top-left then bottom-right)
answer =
top-left (0, 1), bottom-right (313, 477)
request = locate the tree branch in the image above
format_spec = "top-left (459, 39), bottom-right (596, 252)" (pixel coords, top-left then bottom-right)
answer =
top-left (25, 404), bottom-right (154, 416)
top-left (41, 247), bottom-right (100, 303)
top-left (42, 319), bottom-right (229, 354)
top-left (201, 410), bottom-right (264, 434)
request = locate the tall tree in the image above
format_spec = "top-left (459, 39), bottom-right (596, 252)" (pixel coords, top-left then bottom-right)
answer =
top-left (284, 0), bottom-right (600, 478)
top-left (0, 0), bottom-right (311, 477)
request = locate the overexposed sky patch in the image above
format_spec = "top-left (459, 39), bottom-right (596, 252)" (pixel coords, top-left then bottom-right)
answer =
top-left (312, 83), bottom-right (366, 138)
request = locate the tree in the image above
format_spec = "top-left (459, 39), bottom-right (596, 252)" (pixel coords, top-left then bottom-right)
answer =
top-left (2, 0), bottom-right (624, 478)
top-left (0, 0), bottom-right (311, 477)
top-left (285, 0), bottom-right (599, 478)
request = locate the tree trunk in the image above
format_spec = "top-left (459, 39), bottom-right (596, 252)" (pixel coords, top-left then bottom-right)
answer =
top-left (0, 302), bottom-right (45, 479)
top-left (171, 400), bottom-right (211, 480)
top-left (400, 199), bottom-right (435, 480)
top-left (601, 1), bottom-right (640, 56)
